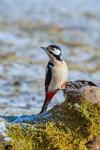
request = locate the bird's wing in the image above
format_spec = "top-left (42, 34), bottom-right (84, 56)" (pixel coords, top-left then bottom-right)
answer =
top-left (45, 62), bottom-right (52, 92)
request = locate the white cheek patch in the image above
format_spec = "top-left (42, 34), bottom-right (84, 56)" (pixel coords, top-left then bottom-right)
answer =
top-left (52, 49), bottom-right (61, 55)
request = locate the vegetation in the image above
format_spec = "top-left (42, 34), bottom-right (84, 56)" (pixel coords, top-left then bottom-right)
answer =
top-left (1, 96), bottom-right (99, 150)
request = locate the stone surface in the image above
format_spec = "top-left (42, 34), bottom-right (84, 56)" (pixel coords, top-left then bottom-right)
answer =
top-left (64, 80), bottom-right (100, 104)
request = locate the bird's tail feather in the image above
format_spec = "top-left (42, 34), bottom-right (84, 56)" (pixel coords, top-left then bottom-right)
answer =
top-left (39, 97), bottom-right (49, 114)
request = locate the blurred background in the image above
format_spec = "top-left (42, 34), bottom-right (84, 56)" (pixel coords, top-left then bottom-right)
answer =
top-left (0, 0), bottom-right (100, 115)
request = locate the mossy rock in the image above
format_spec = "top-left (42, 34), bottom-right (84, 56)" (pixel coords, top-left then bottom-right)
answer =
top-left (63, 85), bottom-right (100, 104)
top-left (0, 83), bottom-right (100, 150)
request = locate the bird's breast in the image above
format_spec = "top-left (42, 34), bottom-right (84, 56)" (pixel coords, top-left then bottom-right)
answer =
top-left (48, 61), bottom-right (68, 92)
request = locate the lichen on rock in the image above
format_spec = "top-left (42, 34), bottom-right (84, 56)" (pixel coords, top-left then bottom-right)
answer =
top-left (0, 86), bottom-right (100, 150)
top-left (5, 95), bottom-right (99, 150)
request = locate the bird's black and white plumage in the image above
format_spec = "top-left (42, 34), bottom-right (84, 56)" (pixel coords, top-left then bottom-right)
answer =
top-left (40, 44), bottom-right (68, 113)
top-left (45, 61), bottom-right (54, 92)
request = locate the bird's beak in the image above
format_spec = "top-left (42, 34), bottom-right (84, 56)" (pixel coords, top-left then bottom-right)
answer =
top-left (41, 47), bottom-right (46, 50)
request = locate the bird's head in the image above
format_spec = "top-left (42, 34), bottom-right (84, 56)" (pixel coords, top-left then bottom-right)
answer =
top-left (41, 44), bottom-right (62, 62)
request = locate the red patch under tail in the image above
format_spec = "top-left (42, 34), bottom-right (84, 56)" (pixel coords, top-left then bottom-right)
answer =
top-left (47, 90), bottom-right (58, 102)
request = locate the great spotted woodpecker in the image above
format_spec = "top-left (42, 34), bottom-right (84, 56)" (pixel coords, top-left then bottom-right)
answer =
top-left (40, 44), bottom-right (68, 113)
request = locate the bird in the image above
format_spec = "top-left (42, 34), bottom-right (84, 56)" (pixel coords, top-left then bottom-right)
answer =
top-left (39, 44), bottom-right (68, 113)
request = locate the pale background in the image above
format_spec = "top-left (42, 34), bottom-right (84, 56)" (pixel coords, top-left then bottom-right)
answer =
top-left (0, 0), bottom-right (100, 115)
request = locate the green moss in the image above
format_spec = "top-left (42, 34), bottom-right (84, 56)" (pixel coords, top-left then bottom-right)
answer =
top-left (7, 97), bottom-right (100, 150)
top-left (53, 97), bottom-right (100, 149)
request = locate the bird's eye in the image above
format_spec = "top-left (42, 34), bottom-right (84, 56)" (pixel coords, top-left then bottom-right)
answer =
top-left (48, 46), bottom-right (52, 50)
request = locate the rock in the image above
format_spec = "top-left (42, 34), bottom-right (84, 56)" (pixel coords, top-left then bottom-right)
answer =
top-left (4, 145), bottom-right (13, 150)
top-left (63, 80), bottom-right (100, 104)
top-left (0, 80), bottom-right (99, 150)
top-left (86, 137), bottom-right (100, 150)
top-left (0, 118), bottom-right (12, 150)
